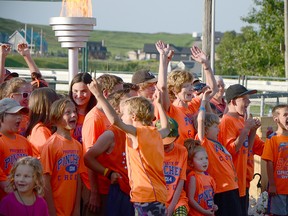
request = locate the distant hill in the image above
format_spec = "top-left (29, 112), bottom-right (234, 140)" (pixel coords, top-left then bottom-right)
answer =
top-left (0, 17), bottom-right (195, 58)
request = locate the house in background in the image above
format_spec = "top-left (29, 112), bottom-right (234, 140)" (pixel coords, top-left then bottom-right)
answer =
top-left (86, 41), bottom-right (108, 59)
top-left (0, 32), bottom-right (9, 43)
top-left (8, 29), bottom-right (48, 54)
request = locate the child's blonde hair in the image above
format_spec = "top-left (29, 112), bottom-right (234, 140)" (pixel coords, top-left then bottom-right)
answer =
top-left (120, 96), bottom-right (154, 126)
top-left (49, 98), bottom-right (75, 124)
top-left (194, 113), bottom-right (220, 134)
top-left (2, 78), bottom-right (30, 97)
top-left (272, 104), bottom-right (288, 117)
top-left (8, 156), bottom-right (44, 196)
top-left (96, 74), bottom-right (123, 95)
top-left (167, 69), bottom-right (193, 100)
top-left (184, 138), bottom-right (206, 162)
top-left (107, 89), bottom-right (130, 114)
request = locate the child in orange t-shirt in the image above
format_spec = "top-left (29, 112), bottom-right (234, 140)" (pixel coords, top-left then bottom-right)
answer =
top-left (196, 89), bottom-right (242, 216)
top-left (155, 40), bottom-right (218, 145)
top-left (0, 98), bottom-right (32, 201)
top-left (88, 78), bottom-right (170, 215)
top-left (184, 139), bottom-right (217, 216)
top-left (40, 98), bottom-right (85, 216)
top-left (25, 87), bottom-right (59, 158)
top-left (156, 118), bottom-right (189, 216)
top-left (218, 84), bottom-right (260, 216)
top-left (262, 104), bottom-right (288, 216)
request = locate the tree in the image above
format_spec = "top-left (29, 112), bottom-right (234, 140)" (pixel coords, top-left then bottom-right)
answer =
top-left (216, 0), bottom-right (285, 77)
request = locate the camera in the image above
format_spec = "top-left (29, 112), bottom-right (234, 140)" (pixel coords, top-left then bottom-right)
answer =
top-left (192, 82), bottom-right (206, 92)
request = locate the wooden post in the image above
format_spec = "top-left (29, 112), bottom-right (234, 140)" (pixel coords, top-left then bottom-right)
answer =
top-left (202, 0), bottom-right (212, 82)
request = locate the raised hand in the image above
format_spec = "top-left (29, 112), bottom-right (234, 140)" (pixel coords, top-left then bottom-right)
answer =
top-left (17, 43), bottom-right (30, 56)
top-left (190, 46), bottom-right (208, 64)
top-left (0, 44), bottom-right (11, 57)
top-left (87, 78), bottom-right (102, 98)
top-left (155, 40), bottom-right (174, 62)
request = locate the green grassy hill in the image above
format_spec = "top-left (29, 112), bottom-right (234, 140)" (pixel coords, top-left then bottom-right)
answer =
top-left (0, 17), bottom-right (194, 57)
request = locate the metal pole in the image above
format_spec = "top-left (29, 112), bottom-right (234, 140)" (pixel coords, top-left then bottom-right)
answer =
top-left (211, 0), bottom-right (215, 73)
top-left (68, 48), bottom-right (78, 84)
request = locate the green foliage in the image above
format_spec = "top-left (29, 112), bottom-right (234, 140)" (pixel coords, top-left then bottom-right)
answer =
top-left (216, 0), bottom-right (285, 77)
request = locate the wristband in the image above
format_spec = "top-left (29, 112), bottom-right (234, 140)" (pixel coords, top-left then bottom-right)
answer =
top-left (103, 168), bottom-right (109, 176)
top-left (199, 106), bottom-right (206, 112)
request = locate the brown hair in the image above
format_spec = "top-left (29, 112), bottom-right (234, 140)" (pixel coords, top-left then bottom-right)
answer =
top-left (49, 98), bottom-right (75, 124)
top-left (96, 74), bottom-right (123, 95)
top-left (2, 77), bottom-right (30, 97)
top-left (184, 138), bottom-right (206, 162)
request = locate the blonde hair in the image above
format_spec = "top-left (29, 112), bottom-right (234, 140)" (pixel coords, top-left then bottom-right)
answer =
top-left (184, 138), bottom-right (206, 162)
top-left (107, 89), bottom-right (130, 114)
top-left (167, 69), bottom-right (193, 100)
top-left (272, 104), bottom-right (288, 117)
top-left (49, 98), bottom-right (75, 125)
top-left (194, 113), bottom-right (220, 134)
top-left (96, 74), bottom-right (123, 95)
top-left (8, 156), bottom-right (44, 196)
top-left (120, 96), bottom-right (154, 126)
top-left (3, 77), bottom-right (30, 97)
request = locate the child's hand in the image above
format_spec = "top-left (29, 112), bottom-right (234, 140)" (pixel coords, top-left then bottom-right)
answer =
top-left (212, 204), bottom-right (218, 212)
top-left (268, 184), bottom-right (277, 196)
top-left (202, 87), bottom-right (212, 101)
top-left (0, 44), bottom-right (11, 57)
top-left (17, 43), bottom-right (30, 56)
top-left (110, 172), bottom-right (121, 184)
top-left (87, 78), bottom-right (102, 98)
top-left (190, 46), bottom-right (208, 64)
top-left (155, 40), bottom-right (174, 62)
top-left (203, 209), bottom-right (215, 216)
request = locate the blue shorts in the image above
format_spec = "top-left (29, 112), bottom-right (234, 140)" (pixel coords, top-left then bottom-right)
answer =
top-left (106, 184), bottom-right (134, 216)
top-left (270, 194), bottom-right (288, 215)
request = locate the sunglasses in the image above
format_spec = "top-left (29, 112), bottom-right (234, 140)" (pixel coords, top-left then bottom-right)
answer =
top-left (14, 92), bottom-right (30, 98)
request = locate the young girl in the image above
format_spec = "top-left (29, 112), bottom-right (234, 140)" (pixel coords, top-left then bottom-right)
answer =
top-left (2, 77), bottom-right (32, 135)
top-left (40, 98), bottom-right (85, 216)
top-left (69, 72), bottom-right (96, 143)
top-left (184, 139), bottom-right (218, 216)
top-left (25, 87), bottom-right (59, 158)
top-left (0, 156), bottom-right (49, 216)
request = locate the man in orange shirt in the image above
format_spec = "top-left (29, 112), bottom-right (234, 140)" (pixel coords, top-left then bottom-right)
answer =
top-left (218, 84), bottom-right (260, 216)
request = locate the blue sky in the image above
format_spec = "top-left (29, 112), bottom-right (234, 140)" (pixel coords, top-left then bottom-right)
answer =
top-left (0, 0), bottom-right (254, 34)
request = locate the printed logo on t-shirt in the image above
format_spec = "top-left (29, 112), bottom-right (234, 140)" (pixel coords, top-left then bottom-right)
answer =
top-left (57, 153), bottom-right (80, 173)
top-left (73, 125), bottom-right (83, 143)
top-left (4, 153), bottom-right (28, 170)
top-left (276, 142), bottom-right (288, 179)
top-left (163, 162), bottom-right (182, 184)
top-left (198, 185), bottom-right (214, 208)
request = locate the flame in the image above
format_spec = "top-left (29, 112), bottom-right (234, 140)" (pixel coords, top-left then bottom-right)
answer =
top-left (60, 0), bottom-right (92, 17)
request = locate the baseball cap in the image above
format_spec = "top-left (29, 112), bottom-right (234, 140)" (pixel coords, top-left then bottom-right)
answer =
top-left (225, 84), bottom-right (257, 104)
top-left (192, 72), bottom-right (201, 84)
top-left (155, 118), bottom-right (179, 145)
top-left (131, 69), bottom-right (157, 85)
top-left (0, 98), bottom-right (29, 114)
top-left (4, 69), bottom-right (19, 81)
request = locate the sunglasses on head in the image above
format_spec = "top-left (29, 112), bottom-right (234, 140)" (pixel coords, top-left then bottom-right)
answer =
top-left (14, 92), bottom-right (30, 98)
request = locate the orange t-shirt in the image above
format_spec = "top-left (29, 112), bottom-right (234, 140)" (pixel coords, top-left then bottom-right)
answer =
top-left (102, 126), bottom-right (130, 195)
top-left (81, 106), bottom-right (111, 194)
top-left (126, 126), bottom-right (167, 203)
top-left (164, 144), bottom-right (189, 211)
top-left (168, 97), bottom-right (201, 145)
top-left (0, 133), bottom-right (33, 200)
top-left (72, 113), bottom-right (85, 144)
top-left (218, 114), bottom-right (248, 197)
top-left (19, 114), bottom-right (29, 136)
top-left (186, 171), bottom-right (216, 216)
top-left (261, 134), bottom-right (288, 194)
top-left (28, 122), bottom-right (52, 158)
top-left (246, 135), bottom-right (264, 187)
top-left (40, 133), bottom-right (85, 216)
top-left (201, 137), bottom-right (238, 193)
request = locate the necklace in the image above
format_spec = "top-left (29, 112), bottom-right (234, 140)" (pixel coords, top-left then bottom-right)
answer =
top-left (16, 190), bottom-right (35, 216)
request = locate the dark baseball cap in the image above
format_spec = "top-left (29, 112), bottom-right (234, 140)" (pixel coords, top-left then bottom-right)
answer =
top-left (131, 69), bottom-right (157, 85)
top-left (225, 84), bottom-right (257, 104)
top-left (4, 69), bottom-right (19, 81)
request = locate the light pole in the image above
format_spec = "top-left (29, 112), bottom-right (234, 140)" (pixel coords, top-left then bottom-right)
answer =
top-left (211, 0), bottom-right (215, 73)
top-left (285, 0), bottom-right (288, 82)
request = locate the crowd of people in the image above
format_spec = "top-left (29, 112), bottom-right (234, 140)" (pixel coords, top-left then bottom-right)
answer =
top-left (0, 41), bottom-right (287, 216)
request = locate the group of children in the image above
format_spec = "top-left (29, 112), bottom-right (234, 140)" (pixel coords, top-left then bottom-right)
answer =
top-left (0, 40), bottom-right (287, 216)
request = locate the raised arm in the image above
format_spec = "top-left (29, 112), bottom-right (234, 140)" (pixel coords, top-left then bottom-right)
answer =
top-left (0, 44), bottom-right (11, 83)
top-left (155, 40), bottom-right (173, 111)
top-left (191, 46), bottom-right (218, 99)
top-left (17, 43), bottom-right (41, 75)
top-left (87, 79), bottom-right (136, 136)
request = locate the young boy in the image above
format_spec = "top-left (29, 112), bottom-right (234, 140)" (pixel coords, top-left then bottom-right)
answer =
top-left (218, 84), bottom-right (261, 216)
top-left (40, 98), bottom-right (84, 216)
top-left (88, 78), bottom-right (170, 215)
top-left (156, 118), bottom-right (189, 216)
top-left (0, 98), bottom-right (32, 201)
top-left (261, 104), bottom-right (288, 216)
top-left (196, 89), bottom-right (242, 216)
